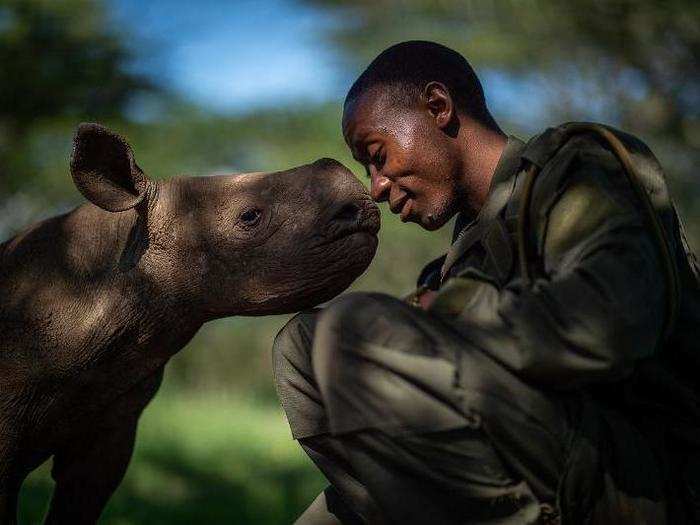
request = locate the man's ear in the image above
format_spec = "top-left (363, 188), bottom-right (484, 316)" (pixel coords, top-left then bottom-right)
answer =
top-left (422, 81), bottom-right (454, 130)
top-left (70, 123), bottom-right (150, 212)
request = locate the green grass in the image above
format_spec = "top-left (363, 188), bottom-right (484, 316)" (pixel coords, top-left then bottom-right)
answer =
top-left (18, 391), bottom-right (326, 524)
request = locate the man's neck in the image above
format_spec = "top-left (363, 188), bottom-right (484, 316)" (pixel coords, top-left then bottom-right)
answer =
top-left (458, 121), bottom-right (507, 216)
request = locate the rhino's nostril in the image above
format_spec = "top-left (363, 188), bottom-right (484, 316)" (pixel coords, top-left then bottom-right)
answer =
top-left (333, 202), bottom-right (361, 224)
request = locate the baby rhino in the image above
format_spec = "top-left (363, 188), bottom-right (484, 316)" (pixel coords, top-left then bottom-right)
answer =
top-left (0, 123), bottom-right (380, 524)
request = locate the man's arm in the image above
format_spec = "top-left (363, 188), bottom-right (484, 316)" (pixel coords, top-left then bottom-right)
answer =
top-left (430, 149), bottom-right (668, 389)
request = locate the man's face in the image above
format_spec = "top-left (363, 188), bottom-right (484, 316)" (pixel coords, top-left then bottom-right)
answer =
top-left (342, 89), bottom-right (463, 231)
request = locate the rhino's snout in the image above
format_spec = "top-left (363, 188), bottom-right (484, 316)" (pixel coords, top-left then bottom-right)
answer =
top-left (328, 197), bottom-right (380, 237)
top-left (331, 201), bottom-right (363, 225)
top-left (306, 156), bottom-right (380, 238)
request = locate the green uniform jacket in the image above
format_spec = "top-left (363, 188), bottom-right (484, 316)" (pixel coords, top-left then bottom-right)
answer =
top-left (419, 123), bottom-right (700, 522)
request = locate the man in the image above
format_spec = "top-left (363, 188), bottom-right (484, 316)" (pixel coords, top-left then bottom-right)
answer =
top-left (273, 41), bottom-right (700, 524)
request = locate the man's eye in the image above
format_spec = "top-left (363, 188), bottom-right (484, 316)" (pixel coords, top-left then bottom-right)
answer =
top-left (361, 147), bottom-right (385, 178)
top-left (371, 151), bottom-right (385, 169)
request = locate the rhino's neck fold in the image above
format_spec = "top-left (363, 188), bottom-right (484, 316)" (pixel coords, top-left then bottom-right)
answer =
top-left (1, 196), bottom-right (203, 372)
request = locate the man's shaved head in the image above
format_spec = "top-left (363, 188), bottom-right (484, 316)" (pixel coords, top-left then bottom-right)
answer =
top-left (345, 41), bottom-right (496, 128)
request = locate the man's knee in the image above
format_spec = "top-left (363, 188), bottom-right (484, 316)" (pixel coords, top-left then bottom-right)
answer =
top-left (313, 292), bottom-right (440, 368)
top-left (311, 292), bottom-right (410, 395)
top-left (311, 294), bottom-right (471, 436)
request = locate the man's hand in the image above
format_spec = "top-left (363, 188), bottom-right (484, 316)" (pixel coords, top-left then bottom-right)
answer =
top-left (418, 290), bottom-right (438, 310)
top-left (404, 286), bottom-right (439, 310)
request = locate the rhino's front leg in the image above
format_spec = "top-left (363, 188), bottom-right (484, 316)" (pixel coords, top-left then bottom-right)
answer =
top-left (0, 425), bottom-right (25, 525)
top-left (44, 415), bottom-right (138, 525)
top-left (44, 370), bottom-right (164, 524)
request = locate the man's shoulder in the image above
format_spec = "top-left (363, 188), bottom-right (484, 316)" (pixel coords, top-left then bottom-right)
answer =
top-left (522, 122), bottom-right (655, 168)
top-left (520, 122), bottom-right (665, 215)
top-left (518, 122), bottom-right (673, 263)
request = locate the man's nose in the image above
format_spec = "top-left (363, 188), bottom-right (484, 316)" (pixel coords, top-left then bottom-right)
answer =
top-left (370, 173), bottom-right (391, 202)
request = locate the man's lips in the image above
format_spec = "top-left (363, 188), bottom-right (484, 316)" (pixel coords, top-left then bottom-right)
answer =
top-left (389, 193), bottom-right (408, 214)
top-left (399, 199), bottom-right (412, 222)
top-left (389, 194), bottom-right (412, 222)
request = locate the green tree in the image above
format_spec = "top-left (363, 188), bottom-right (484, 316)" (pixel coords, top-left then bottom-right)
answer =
top-left (0, 0), bottom-right (153, 198)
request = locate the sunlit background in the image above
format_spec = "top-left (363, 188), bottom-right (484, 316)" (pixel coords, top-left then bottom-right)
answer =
top-left (2, 0), bottom-right (699, 523)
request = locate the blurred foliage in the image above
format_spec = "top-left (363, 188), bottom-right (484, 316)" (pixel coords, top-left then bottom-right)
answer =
top-left (0, 0), bottom-right (153, 197)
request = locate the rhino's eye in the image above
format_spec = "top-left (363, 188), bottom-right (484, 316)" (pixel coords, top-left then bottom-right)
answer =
top-left (239, 208), bottom-right (262, 228)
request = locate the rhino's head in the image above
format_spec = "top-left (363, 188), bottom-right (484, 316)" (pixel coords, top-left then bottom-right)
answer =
top-left (70, 123), bottom-right (379, 318)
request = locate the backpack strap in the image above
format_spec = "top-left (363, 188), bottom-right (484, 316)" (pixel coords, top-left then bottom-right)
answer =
top-left (673, 206), bottom-right (700, 287)
top-left (517, 122), bottom-right (680, 344)
top-left (417, 254), bottom-right (447, 290)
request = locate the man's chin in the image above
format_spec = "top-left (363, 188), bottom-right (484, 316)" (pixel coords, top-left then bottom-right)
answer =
top-left (418, 219), bottom-right (440, 231)
top-left (399, 202), bottom-right (453, 230)
top-left (418, 211), bottom-right (451, 231)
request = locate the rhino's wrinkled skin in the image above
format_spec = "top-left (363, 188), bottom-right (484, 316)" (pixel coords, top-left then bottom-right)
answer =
top-left (0, 123), bottom-right (379, 524)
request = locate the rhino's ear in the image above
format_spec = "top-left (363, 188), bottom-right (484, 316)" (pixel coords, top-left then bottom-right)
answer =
top-left (70, 122), bottom-right (150, 212)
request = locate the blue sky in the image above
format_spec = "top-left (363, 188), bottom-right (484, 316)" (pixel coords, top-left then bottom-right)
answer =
top-left (110, 0), bottom-right (344, 112)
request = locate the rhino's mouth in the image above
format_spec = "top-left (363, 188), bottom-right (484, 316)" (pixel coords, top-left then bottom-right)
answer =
top-left (336, 220), bottom-right (380, 240)
top-left (329, 201), bottom-right (381, 242)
